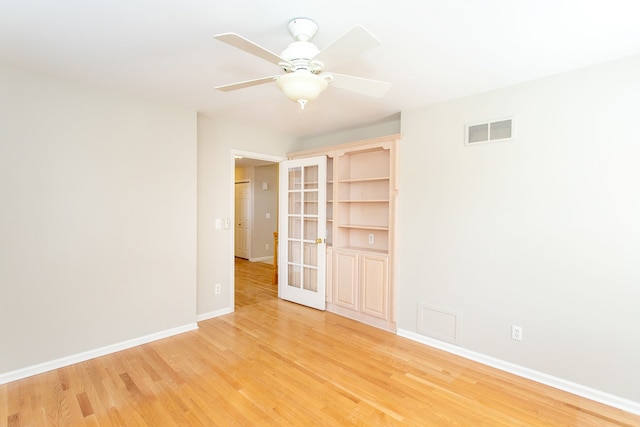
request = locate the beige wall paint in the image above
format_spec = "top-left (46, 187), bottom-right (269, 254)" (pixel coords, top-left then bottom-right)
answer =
top-left (231, 164), bottom-right (278, 261)
top-left (398, 54), bottom-right (640, 402)
top-left (235, 166), bottom-right (253, 182)
top-left (0, 64), bottom-right (197, 374)
top-left (252, 164), bottom-right (278, 260)
top-left (196, 115), bottom-right (297, 317)
top-left (300, 118), bottom-right (401, 150)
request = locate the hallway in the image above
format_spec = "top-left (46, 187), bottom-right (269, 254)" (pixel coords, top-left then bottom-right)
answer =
top-left (234, 257), bottom-right (277, 309)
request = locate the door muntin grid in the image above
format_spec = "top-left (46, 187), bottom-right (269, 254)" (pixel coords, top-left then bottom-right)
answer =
top-left (287, 165), bottom-right (320, 291)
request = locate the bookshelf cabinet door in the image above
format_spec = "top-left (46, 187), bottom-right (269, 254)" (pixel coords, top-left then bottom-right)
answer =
top-left (360, 253), bottom-right (389, 319)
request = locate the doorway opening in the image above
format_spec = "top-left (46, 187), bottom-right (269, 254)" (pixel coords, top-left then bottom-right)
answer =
top-left (231, 150), bottom-right (285, 310)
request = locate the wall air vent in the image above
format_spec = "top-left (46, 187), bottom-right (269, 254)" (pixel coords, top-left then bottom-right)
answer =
top-left (465, 117), bottom-right (514, 146)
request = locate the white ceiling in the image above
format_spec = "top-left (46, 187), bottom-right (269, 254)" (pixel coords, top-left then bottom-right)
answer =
top-left (2, 1), bottom-right (640, 139)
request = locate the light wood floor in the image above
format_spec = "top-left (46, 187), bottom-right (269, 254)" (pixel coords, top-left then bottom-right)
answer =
top-left (234, 258), bottom-right (276, 310)
top-left (2, 259), bottom-right (639, 426)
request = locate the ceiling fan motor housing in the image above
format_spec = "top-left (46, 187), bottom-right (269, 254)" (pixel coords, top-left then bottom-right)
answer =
top-left (280, 41), bottom-right (320, 72)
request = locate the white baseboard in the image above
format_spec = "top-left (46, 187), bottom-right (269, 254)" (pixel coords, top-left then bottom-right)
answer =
top-left (397, 329), bottom-right (640, 416)
top-left (197, 307), bottom-right (233, 322)
top-left (249, 256), bottom-right (274, 264)
top-left (0, 323), bottom-right (198, 385)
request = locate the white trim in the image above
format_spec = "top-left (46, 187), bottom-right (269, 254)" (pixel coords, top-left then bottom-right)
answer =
top-left (397, 329), bottom-right (640, 416)
top-left (249, 256), bottom-right (274, 264)
top-left (0, 323), bottom-right (198, 385)
top-left (232, 150), bottom-right (286, 164)
top-left (196, 307), bottom-right (234, 322)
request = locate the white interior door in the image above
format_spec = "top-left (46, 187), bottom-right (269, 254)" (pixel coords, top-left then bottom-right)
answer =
top-left (234, 181), bottom-right (251, 259)
top-left (278, 156), bottom-right (326, 310)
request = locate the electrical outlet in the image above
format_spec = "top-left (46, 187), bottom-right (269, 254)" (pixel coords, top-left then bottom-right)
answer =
top-left (511, 325), bottom-right (523, 341)
top-left (215, 283), bottom-right (221, 295)
top-left (368, 233), bottom-right (374, 244)
top-left (266, 243), bottom-right (269, 250)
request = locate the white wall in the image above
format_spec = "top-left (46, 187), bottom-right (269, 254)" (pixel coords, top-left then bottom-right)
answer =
top-left (197, 115), bottom-right (297, 318)
top-left (398, 54), bottom-right (640, 402)
top-left (0, 64), bottom-right (197, 376)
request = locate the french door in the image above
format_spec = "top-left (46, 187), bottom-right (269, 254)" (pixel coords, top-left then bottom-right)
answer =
top-left (278, 156), bottom-right (327, 310)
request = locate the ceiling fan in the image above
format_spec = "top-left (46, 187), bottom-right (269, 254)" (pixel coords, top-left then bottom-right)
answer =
top-left (214, 18), bottom-right (391, 110)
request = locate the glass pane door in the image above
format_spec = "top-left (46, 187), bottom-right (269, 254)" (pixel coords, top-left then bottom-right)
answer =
top-left (279, 156), bottom-right (326, 310)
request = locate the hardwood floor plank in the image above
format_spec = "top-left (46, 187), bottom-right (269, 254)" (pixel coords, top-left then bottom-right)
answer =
top-left (0, 384), bottom-right (7, 425)
top-left (2, 258), bottom-right (639, 426)
top-left (76, 392), bottom-right (93, 417)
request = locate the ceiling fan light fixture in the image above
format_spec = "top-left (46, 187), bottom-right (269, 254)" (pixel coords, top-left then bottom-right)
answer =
top-left (276, 71), bottom-right (329, 110)
top-left (214, 18), bottom-right (391, 108)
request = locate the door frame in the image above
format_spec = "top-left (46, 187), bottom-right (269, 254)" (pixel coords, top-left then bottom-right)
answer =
top-left (230, 149), bottom-right (286, 311)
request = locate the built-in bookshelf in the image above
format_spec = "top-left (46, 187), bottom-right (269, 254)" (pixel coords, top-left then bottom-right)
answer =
top-left (335, 147), bottom-right (390, 253)
top-left (288, 134), bottom-right (400, 332)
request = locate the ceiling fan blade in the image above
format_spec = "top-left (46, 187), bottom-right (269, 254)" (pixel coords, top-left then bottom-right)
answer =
top-left (215, 76), bottom-right (278, 92)
top-left (326, 73), bottom-right (391, 98)
top-left (214, 33), bottom-right (289, 67)
top-left (313, 25), bottom-right (380, 68)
